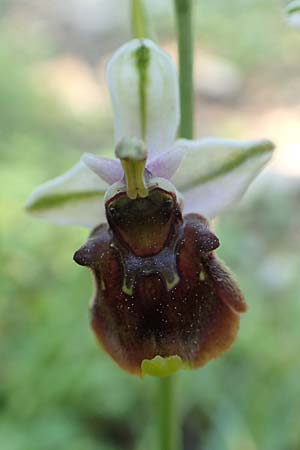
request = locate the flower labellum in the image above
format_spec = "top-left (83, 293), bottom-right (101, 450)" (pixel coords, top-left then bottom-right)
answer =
top-left (26, 39), bottom-right (274, 376)
top-left (74, 137), bottom-right (247, 375)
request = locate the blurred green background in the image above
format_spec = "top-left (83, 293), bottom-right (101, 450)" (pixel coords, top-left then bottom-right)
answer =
top-left (1, 1), bottom-right (300, 449)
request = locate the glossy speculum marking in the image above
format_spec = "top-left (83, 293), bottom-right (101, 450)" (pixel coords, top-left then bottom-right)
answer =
top-left (74, 186), bottom-right (247, 376)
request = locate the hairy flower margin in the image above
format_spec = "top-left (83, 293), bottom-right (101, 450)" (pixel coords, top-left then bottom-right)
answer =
top-left (26, 39), bottom-right (274, 377)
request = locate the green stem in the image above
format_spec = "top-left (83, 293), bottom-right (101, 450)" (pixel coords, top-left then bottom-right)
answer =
top-left (174, 0), bottom-right (194, 139)
top-left (131, 0), bottom-right (149, 38)
top-left (157, 376), bottom-right (179, 450)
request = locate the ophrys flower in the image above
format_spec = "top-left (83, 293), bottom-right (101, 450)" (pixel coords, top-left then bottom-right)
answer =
top-left (26, 39), bottom-right (274, 376)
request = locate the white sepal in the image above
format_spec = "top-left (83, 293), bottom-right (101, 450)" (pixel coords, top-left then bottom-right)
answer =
top-left (107, 39), bottom-right (179, 157)
top-left (26, 161), bottom-right (107, 227)
top-left (171, 137), bottom-right (274, 218)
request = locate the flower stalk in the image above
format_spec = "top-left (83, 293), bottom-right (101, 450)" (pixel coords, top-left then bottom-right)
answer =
top-left (131, 0), bottom-right (149, 38)
top-left (157, 376), bottom-right (180, 450)
top-left (174, 0), bottom-right (194, 139)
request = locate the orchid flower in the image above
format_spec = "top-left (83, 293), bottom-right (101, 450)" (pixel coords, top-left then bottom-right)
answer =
top-left (26, 39), bottom-right (274, 377)
top-left (26, 39), bottom-right (273, 228)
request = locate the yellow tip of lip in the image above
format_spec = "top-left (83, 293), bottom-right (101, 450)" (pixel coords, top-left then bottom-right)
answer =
top-left (141, 355), bottom-right (188, 378)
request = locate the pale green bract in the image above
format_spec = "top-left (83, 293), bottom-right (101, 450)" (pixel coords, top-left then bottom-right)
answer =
top-left (26, 39), bottom-right (274, 227)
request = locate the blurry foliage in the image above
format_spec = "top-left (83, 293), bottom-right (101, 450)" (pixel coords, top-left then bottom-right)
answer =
top-left (213, 0), bottom-right (300, 70)
top-left (194, 0), bottom-right (298, 70)
top-left (151, 0), bottom-right (300, 70)
top-left (1, 2), bottom-right (300, 450)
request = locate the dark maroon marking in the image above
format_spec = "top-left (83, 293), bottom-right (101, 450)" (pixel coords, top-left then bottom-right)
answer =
top-left (74, 188), bottom-right (247, 376)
